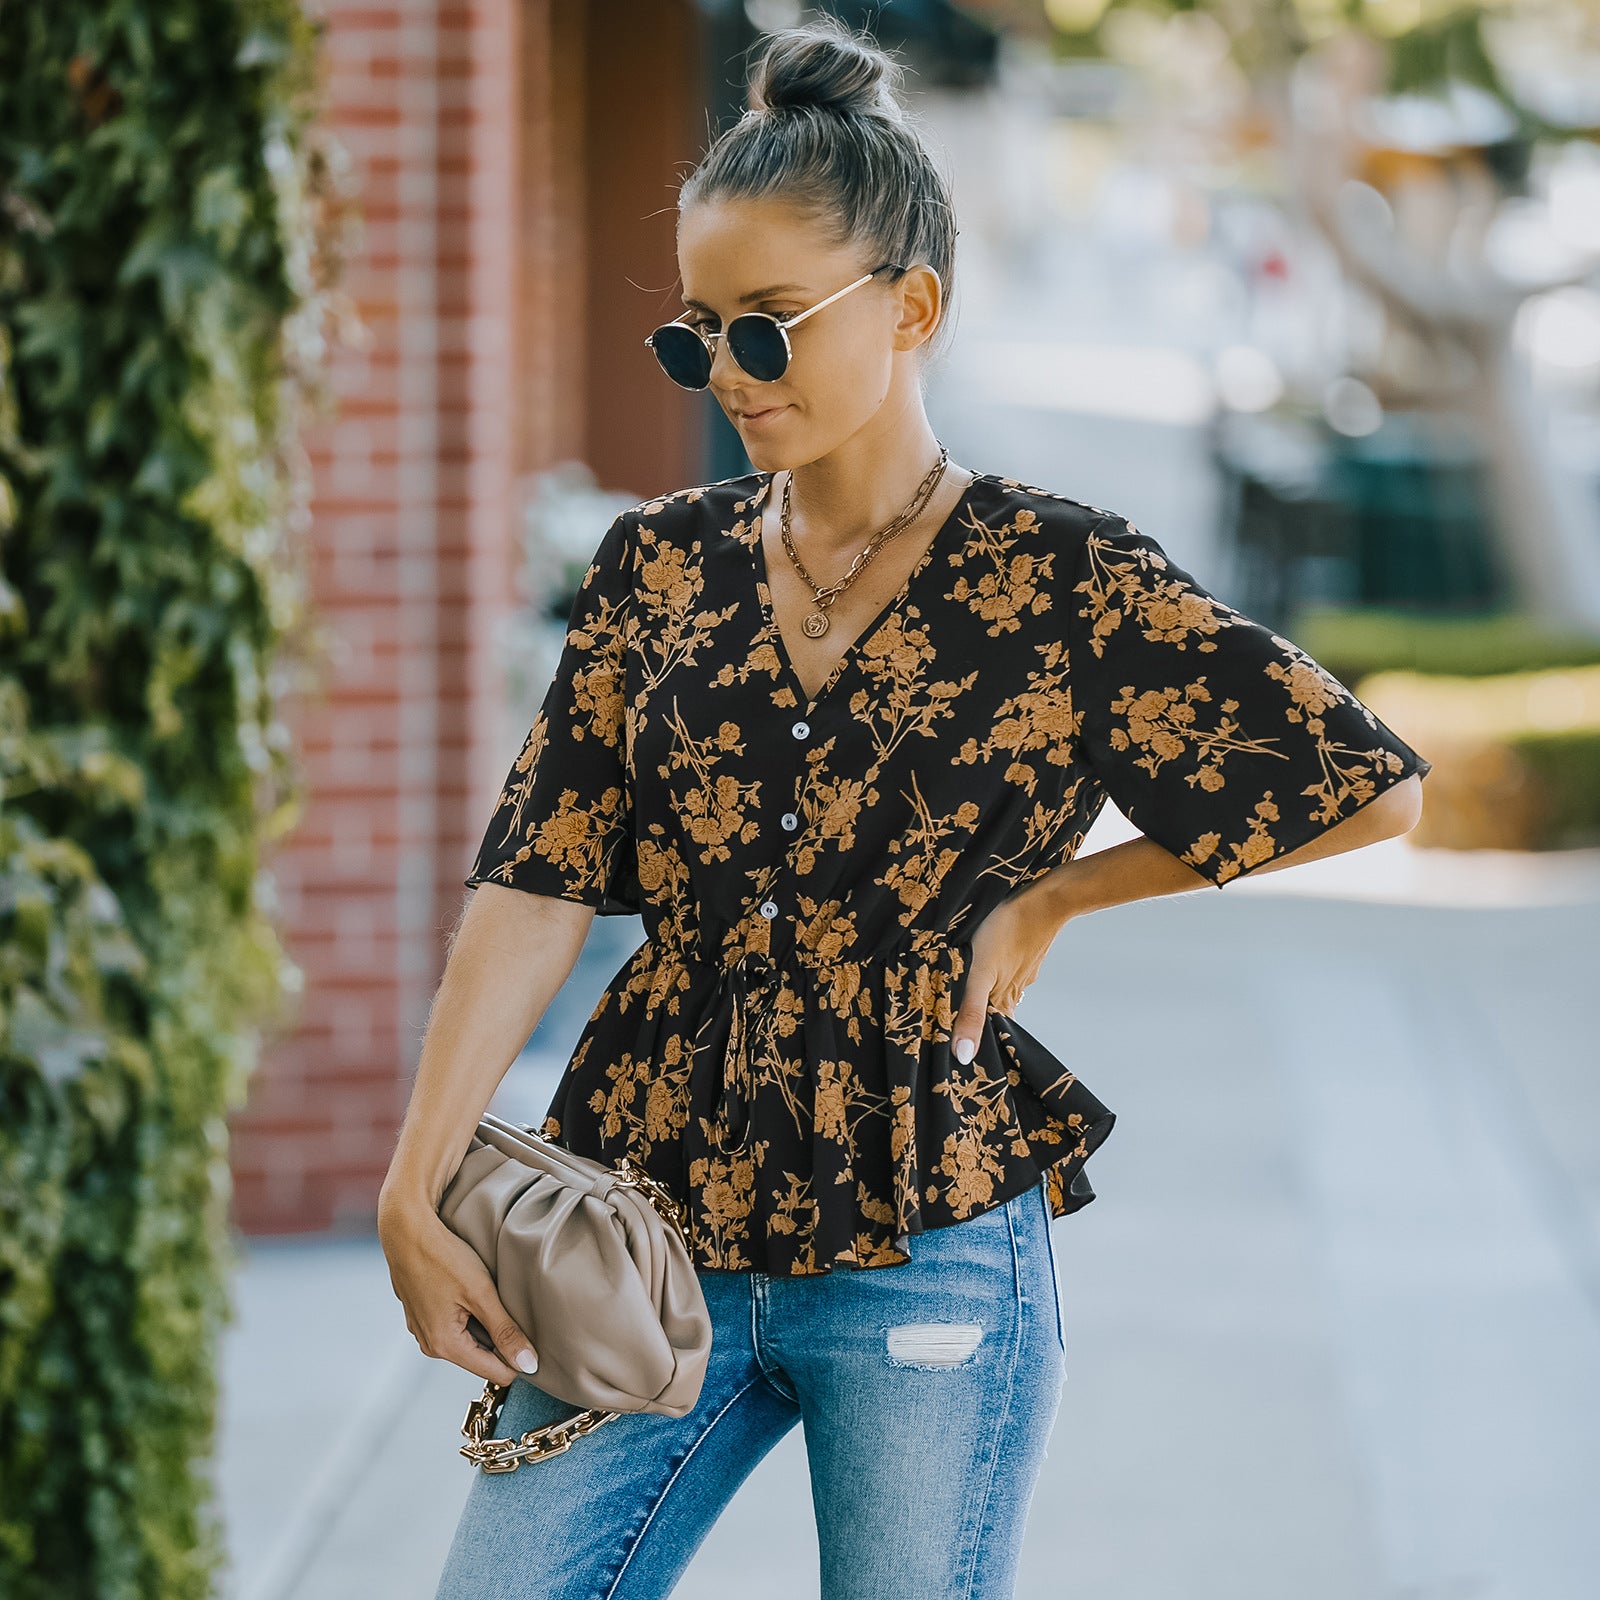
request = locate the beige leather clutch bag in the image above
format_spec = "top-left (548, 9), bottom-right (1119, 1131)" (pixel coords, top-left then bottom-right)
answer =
top-left (437, 1111), bottom-right (712, 1471)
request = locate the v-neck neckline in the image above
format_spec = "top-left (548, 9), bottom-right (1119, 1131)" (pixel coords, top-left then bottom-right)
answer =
top-left (743, 467), bottom-right (989, 716)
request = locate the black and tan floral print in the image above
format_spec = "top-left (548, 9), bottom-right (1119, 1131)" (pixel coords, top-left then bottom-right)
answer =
top-left (466, 471), bottom-right (1432, 1275)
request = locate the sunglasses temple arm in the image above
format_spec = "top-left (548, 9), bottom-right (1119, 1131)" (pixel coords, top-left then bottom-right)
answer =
top-left (651, 267), bottom-right (881, 347)
top-left (780, 269), bottom-right (879, 331)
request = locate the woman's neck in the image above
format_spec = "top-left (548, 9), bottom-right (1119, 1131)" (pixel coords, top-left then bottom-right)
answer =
top-left (776, 442), bottom-right (968, 558)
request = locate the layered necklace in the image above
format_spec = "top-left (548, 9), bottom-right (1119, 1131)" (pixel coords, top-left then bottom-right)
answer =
top-left (779, 443), bottom-right (952, 640)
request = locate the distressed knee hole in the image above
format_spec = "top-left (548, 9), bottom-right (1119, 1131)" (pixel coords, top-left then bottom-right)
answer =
top-left (884, 1320), bottom-right (985, 1369)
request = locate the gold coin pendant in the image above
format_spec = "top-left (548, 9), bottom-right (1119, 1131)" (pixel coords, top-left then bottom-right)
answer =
top-left (801, 610), bottom-right (830, 639)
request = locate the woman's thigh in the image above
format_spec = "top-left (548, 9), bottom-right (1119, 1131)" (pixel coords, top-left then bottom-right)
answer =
top-left (760, 1177), bottom-right (1067, 1600)
top-left (432, 1268), bottom-right (800, 1600)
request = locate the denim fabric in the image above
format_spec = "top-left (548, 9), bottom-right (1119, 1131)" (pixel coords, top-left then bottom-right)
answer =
top-left (433, 1175), bottom-right (1067, 1600)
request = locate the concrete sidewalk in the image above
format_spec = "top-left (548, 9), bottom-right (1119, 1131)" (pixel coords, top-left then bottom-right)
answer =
top-left (213, 839), bottom-right (1600, 1600)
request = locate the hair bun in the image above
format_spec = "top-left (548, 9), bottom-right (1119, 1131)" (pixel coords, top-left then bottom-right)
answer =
top-left (748, 18), bottom-right (905, 121)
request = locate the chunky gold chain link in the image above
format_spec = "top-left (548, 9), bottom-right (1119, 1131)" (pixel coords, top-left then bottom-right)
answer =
top-left (456, 1151), bottom-right (694, 1472)
top-left (459, 1385), bottom-right (620, 1471)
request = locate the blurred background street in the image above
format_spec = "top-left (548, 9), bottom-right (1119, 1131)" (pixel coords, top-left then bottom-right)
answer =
top-left (212, 16), bottom-right (1600, 1587)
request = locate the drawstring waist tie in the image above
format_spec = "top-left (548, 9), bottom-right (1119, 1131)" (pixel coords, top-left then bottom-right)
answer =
top-left (687, 946), bottom-right (780, 1154)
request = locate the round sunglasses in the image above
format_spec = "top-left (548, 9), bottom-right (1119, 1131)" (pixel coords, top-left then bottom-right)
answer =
top-left (644, 261), bottom-right (907, 390)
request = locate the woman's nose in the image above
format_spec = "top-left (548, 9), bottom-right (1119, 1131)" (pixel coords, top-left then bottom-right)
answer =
top-left (708, 332), bottom-right (746, 386)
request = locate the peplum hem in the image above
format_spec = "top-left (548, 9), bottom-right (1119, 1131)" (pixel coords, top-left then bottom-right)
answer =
top-left (533, 928), bottom-right (1117, 1277)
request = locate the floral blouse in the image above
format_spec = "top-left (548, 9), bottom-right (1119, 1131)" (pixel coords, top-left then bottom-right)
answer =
top-left (465, 469), bottom-right (1432, 1276)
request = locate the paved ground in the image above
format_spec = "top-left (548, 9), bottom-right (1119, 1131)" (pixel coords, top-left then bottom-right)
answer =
top-left (212, 834), bottom-right (1600, 1600)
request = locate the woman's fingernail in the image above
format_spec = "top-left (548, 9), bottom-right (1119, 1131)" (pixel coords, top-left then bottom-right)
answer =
top-left (954, 1036), bottom-right (975, 1064)
top-left (515, 1349), bottom-right (539, 1373)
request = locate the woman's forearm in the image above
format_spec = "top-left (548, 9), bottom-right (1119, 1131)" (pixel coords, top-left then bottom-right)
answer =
top-left (378, 885), bottom-right (594, 1219)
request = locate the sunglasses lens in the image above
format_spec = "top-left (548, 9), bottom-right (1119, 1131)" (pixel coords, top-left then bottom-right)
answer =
top-left (728, 315), bottom-right (790, 382)
top-left (649, 324), bottom-right (711, 390)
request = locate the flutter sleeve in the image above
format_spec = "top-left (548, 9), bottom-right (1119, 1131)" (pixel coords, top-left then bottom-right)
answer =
top-left (464, 509), bottom-right (641, 914)
top-left (1068, 512), bottom-right (1432, 888)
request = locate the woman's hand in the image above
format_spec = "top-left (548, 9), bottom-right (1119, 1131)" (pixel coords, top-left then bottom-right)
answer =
top-left (949, 882), bottom-right (1073, 1064)
top-left (378, 1194), bottom-right (540, 1387)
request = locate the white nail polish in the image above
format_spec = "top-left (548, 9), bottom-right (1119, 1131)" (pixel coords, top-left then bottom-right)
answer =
top-left (954, 1036), bottom-right (975, 1064)
top-left (515, 1349), bottom-right (539, 1373)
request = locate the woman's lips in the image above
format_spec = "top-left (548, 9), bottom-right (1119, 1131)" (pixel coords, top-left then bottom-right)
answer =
top-left (739, 405), bottom-right (789, 429)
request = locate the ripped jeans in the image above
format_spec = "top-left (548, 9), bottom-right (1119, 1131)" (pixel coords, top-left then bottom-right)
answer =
top-left (433, 1176), bottom-right (1068, 1600)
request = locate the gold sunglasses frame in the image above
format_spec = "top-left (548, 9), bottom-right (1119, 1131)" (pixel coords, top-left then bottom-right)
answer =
top-left (643, 261), bottom-right (907, 388)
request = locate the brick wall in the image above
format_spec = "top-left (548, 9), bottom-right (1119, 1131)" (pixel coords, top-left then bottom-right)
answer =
top-left (230, 0), bottom-right (523, 1233)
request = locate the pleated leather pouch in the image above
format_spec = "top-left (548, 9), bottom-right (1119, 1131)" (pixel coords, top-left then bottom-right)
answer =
top-left (437, 1111), bottom-right (712, 1470)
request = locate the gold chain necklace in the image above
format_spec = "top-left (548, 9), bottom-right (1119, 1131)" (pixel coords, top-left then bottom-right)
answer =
top-left (778, 444), bottom-right (951, 640)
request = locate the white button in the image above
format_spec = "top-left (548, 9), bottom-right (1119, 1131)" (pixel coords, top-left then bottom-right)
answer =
top-left (791, 719), bottom-right (809, 739)
top-left (781, 812), bottom-right (798, 830)
top-left (759, 899), bottom-right (778, 918)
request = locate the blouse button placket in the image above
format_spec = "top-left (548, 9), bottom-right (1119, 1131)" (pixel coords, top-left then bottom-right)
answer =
top-left (702, 704), bottom-right (824, 1148)
top-left (782, 719), bottom-right (813, 856)
top-left (774, 717), bottom-right (812, 891)
top-left (707, 718), bottom-right (816, 1150)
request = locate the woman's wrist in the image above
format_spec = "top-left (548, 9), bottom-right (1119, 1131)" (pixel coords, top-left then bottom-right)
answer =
top-left (377, 1167), bottom-right (444, 1230)
top-left (1027, 852), bottom-right (1116, 929)
top-left (1033, 836), bottom-right (1214, 927)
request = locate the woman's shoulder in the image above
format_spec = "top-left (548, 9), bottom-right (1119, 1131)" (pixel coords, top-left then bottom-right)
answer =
top-left (972, 473), bottom-right (1147, 574)
top-left (979, 471), bottom-right (1125, 533)
top-left (605, 472), bottom-right (768, 555)
top-left (626, 471), bottom-right (766, 521)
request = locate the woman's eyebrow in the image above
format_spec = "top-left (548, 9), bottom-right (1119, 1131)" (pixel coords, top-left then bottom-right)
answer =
top-left (682, 282), bottom-right (810, 311)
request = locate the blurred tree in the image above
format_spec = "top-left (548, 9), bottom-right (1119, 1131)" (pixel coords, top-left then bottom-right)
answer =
top-left (1049, 0), bottom-right (1600, 629)
top-left (0, 3), bottom-right (352, 1595)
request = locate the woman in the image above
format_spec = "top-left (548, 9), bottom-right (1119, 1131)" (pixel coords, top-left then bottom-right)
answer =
top-left (380, 18), bottom-right (1431, 1600)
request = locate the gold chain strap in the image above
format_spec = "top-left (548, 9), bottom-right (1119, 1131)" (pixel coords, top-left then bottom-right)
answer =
top-left (459, 1386), bottom-right (619, 1472)
top-left (457, 1151), bottom-right (694, 1472)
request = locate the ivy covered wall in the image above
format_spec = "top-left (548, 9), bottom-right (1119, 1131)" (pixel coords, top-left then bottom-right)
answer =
top-left (0, 4), bottom-right (345, 1593)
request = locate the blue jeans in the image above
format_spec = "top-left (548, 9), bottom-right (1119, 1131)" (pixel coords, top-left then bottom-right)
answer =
top-left (433, 1176), bottom-right (1068, 1600)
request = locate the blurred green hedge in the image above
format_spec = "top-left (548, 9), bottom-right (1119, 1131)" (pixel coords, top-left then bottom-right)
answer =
top-left (1516, 730), bottom-right (1600, 848)
top-left (0, 5), bottom-right (343, 1594)
top-left (1289, 607), bottom-right (1600, 850)
top-left (1354, 661), bottom-right (1600, 852)
top-left (1291, 605), bottom-right (1600, 684)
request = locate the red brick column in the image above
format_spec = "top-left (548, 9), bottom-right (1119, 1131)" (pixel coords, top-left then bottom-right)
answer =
top-left (230, 0), bottom-right (525, 1233)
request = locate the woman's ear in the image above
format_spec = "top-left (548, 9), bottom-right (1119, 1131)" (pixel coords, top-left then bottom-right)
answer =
top-left (895, 264), bottom-right (943, 350)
